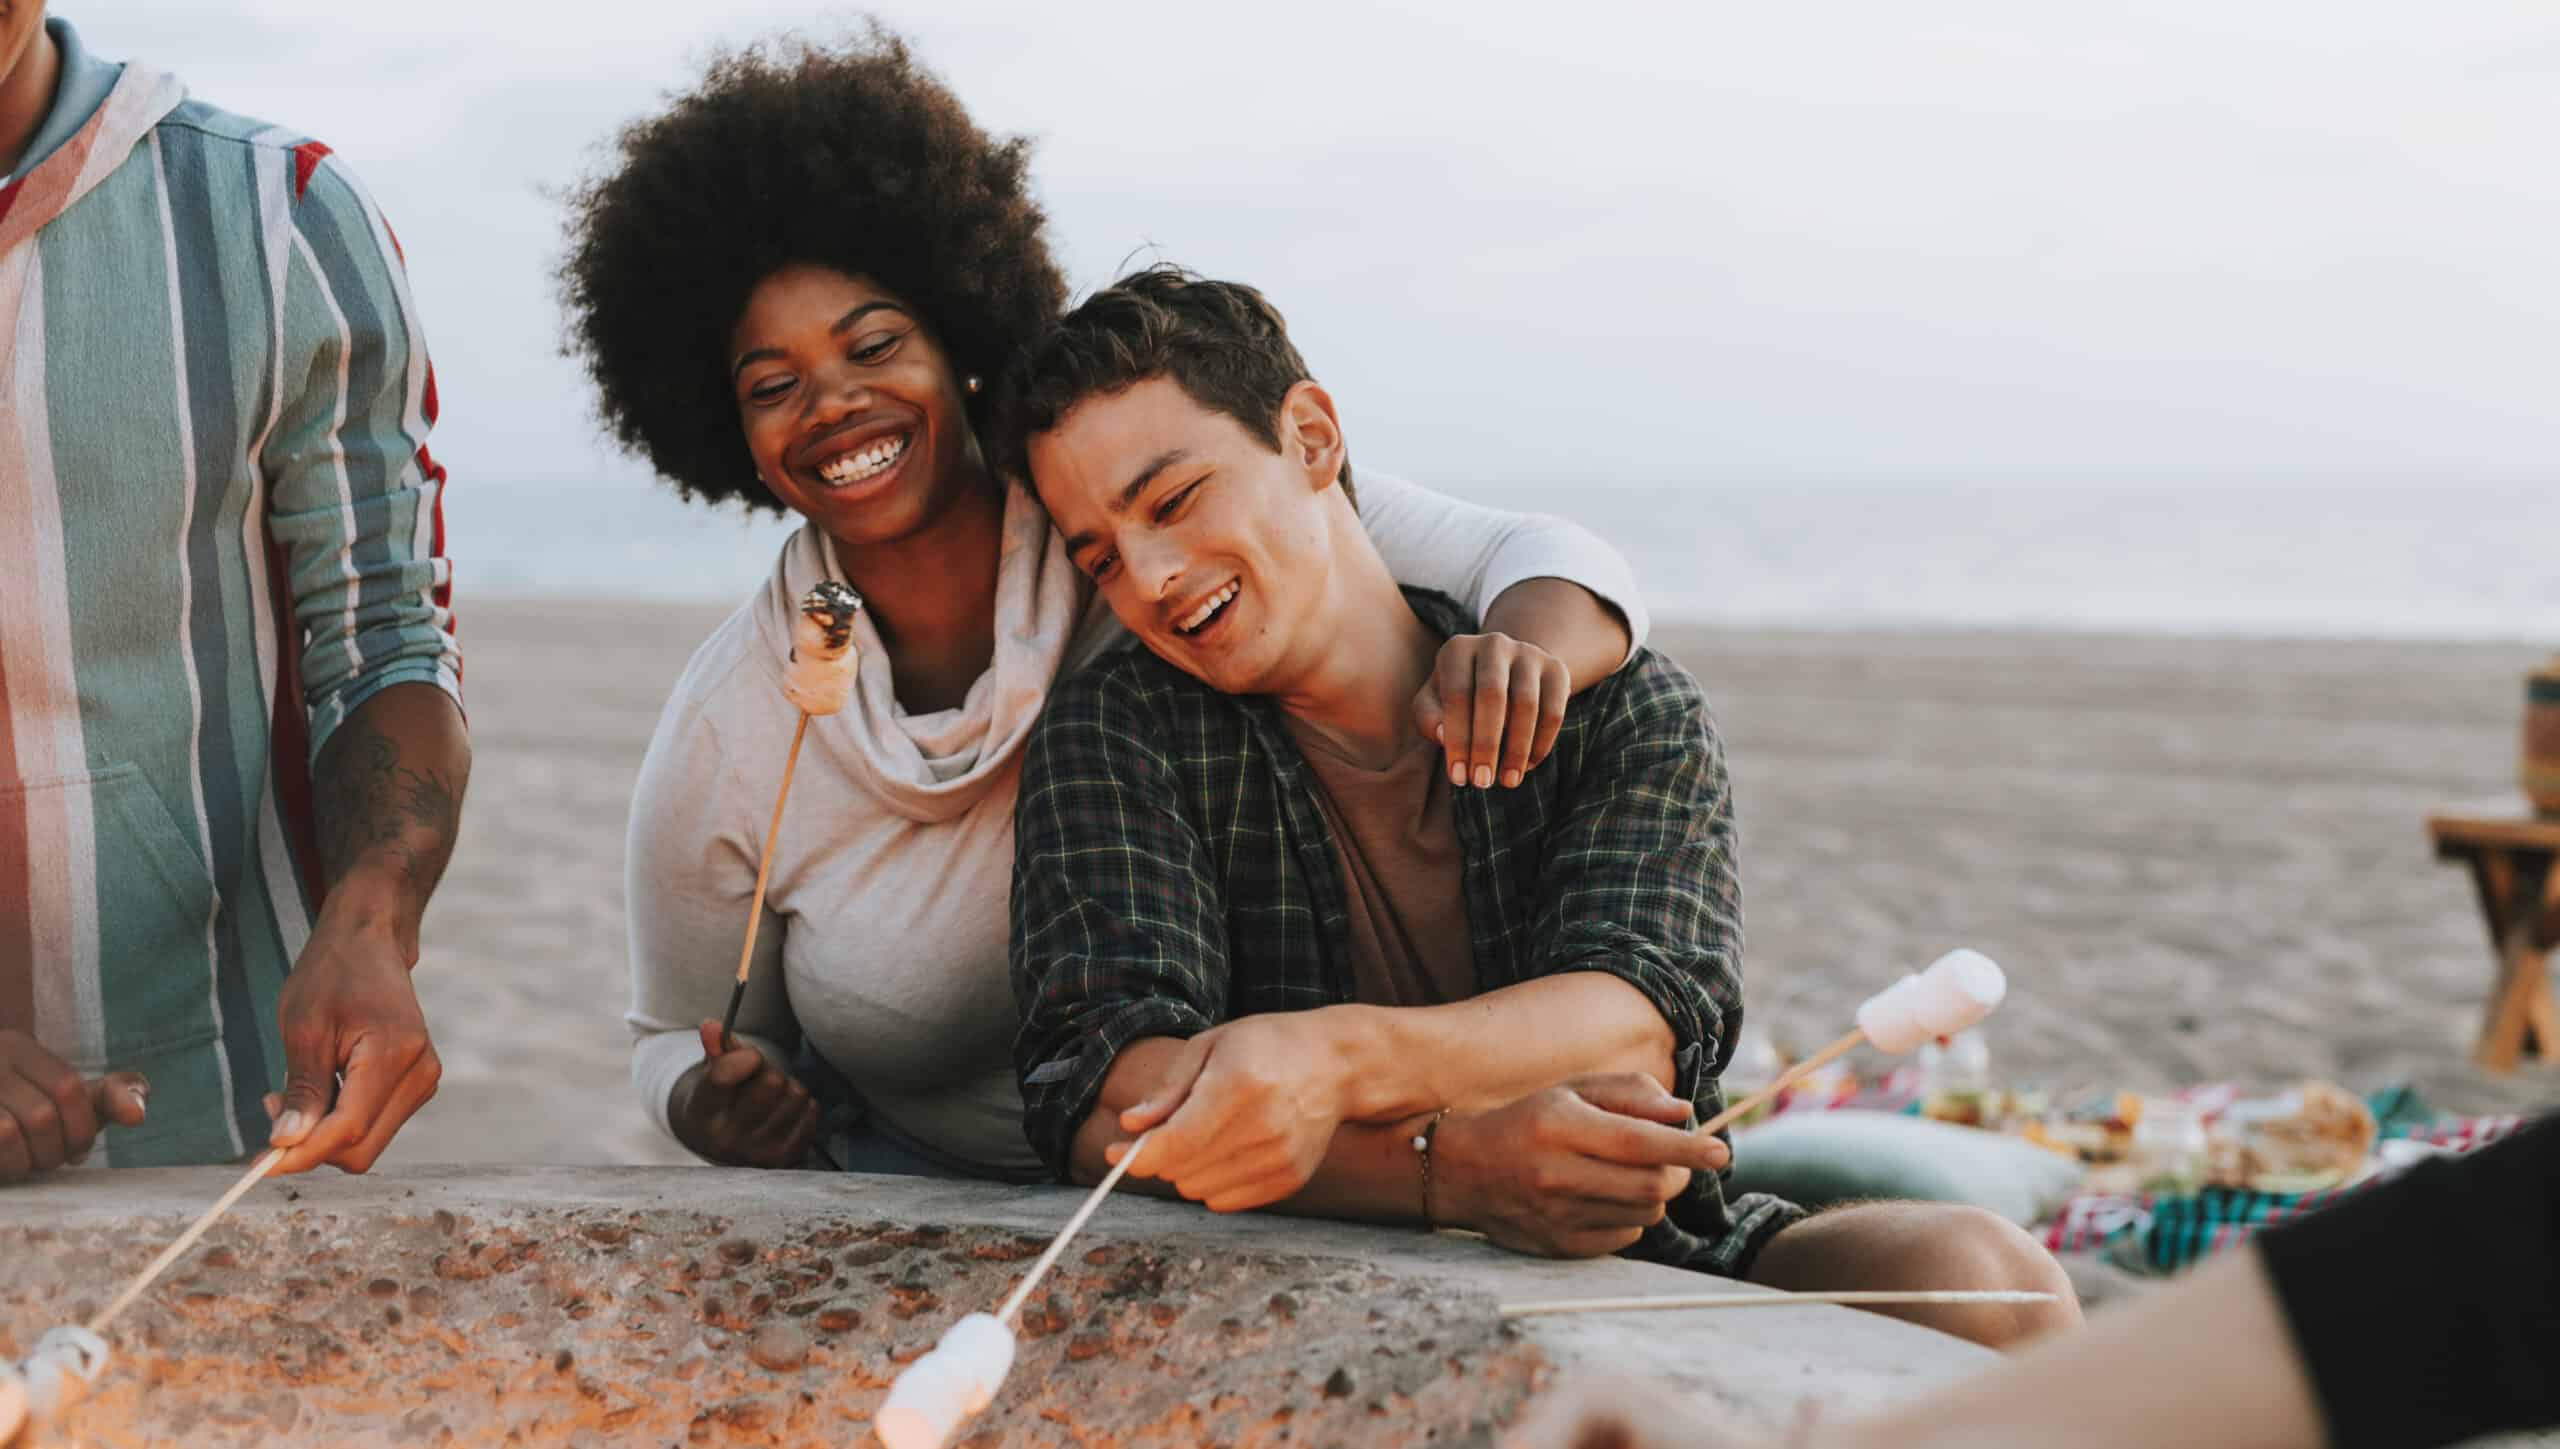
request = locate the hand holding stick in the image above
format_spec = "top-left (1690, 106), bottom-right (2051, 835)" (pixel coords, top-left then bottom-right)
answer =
top-left (720, 582), bottom-right (863, 1045)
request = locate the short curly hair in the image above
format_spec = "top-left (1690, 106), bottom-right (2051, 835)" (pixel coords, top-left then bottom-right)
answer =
top-left (558, 25), bottom-right (1065, 512)
top-left (992, 266), bottom-right (1355, 507)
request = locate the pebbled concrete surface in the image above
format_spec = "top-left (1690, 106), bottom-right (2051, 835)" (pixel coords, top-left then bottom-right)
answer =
top-left (1, 1166), bottom-right (1989, 1446)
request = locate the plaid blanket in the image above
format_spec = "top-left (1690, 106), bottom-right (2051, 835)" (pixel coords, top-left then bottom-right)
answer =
top-left (2040, 1091), bottom-right (2527, 1273)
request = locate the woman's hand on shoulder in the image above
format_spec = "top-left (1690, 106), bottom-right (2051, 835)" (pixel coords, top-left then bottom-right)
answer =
top-left (1414, 633), bottom-right (1570, 790)
top-left (669, 1021), bottom-right (818, 1169)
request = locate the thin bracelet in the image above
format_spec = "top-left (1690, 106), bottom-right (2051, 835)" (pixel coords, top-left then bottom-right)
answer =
top-left (1411, 1108), bottom-right (1450, 1228)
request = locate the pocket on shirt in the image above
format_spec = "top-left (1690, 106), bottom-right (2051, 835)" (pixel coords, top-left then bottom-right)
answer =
top-left (0, 765), bottom-right (223, 1062)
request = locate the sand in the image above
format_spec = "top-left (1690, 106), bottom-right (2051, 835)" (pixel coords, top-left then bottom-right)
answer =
top-left (378, 601), bottom-right (2551, 1174)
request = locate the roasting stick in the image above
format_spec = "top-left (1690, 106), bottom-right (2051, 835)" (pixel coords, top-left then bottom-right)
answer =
top-left (874, 1131), bottom-right (1157, 1449)
top-left (1695, 948), bottom-right (2009, 1139)
top-left (1499, 1289), bottom-right (2059, 1320)
top-left (997, 1129), bottom-right (1155, 1328)
top-left (1, 1143), bottom-right (291, 1443)
top-left (85, 1147), bottom-right (287, 1335)
top-left (719, 581), bottom-right (863, 1046)
top-left (722, 710), bottom-right (809, 1041)
top-left (1694, 1027), bottom-right (1866, 1138)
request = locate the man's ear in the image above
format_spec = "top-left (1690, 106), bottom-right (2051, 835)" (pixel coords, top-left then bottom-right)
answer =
top-left (1276, 381), bottom-right (1345, 494)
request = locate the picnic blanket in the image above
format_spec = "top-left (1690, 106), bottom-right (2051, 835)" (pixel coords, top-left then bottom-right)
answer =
top-left (1745, 1066), bottom-right (2526, 1275)
top-left (2037, 1088), bottom-right (2526, 1274)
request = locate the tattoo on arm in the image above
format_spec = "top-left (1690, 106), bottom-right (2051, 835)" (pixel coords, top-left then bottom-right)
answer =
top-left (314, 714), bottom-right (463, 897)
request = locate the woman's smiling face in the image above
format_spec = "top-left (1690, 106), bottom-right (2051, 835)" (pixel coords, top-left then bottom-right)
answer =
top-left (728, 263), bottom-right (982, 546)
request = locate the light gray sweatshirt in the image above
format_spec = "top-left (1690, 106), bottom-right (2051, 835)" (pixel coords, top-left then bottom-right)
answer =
top-left (625, 475), bottom-right (1648, 1173)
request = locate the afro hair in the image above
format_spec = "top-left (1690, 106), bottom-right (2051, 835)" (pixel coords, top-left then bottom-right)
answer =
top-left (559, 25), bottom-right (1066, 512)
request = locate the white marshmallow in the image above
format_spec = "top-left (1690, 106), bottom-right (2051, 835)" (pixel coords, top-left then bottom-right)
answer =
top-left (1853, 974), bottom-right (1932, 1054)
top-left (783, 583), bottom-right (862, 717)
top-left (1908, 949), bottom-right (2005, 1036)
top-left (875, 1351), bottom-right (971, 1449)
top-left (935, 1313), bottom-right (1016, 1414)
top-left (1854, 951), bottom-right (2006, 1053)
top-left (17, 1325), bottom-right (108, 1428)
top-left (1, 1358), bottom-right (27, 1446)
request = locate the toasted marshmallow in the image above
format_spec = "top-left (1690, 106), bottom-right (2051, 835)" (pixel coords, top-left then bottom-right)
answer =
top-left (784, 581), bottom-right (863, 716)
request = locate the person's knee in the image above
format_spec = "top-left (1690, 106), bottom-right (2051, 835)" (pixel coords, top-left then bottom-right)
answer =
top-left (1918, 1204), bottom-right (2083, 1347)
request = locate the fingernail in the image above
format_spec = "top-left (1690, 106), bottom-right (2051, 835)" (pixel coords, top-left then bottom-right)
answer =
top-left (1500, 769), bottom-right (1522, 789)
top-left (1448, 762), bottom-right (1466, 786)
top-left (276, 1109), bottom-right (310, 1140)
top-left (1472, 765), bottom-right (1493, 789)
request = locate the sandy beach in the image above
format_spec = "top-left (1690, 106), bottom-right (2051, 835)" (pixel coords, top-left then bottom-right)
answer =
top-left (380, 601), bottom-right (2554, 1172)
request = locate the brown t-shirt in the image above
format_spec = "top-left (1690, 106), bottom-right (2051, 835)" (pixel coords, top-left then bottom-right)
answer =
top-left (1280, 723), bottom-right (1477, 1007)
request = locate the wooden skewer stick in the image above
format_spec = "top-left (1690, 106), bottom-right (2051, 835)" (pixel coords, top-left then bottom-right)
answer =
top-left (1499, 1289), bottom-right (2060, 1320)
top-left (722, 712), bottom-right (812, 1045)
top-left (85, 1146), bottom-right (286, 1335)
top-left (996, 1130), bottom-right (1154, 1329)
top-left (1694, 1026), bottom-right (1865, 1138)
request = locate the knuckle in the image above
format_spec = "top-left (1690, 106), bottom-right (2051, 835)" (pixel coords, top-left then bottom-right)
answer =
top-left (20, 1101), bottom-right (57, 1137)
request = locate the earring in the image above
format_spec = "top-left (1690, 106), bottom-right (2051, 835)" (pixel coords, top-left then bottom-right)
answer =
top-left (964, 375), bottom-right (983, 396)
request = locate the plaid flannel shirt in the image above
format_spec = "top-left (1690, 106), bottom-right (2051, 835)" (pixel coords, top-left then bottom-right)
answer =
top-left (1010, 588), bottom-right (1803, 1275)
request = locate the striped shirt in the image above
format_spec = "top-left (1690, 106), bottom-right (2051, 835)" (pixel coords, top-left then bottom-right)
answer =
top-left (0, 28), bottom-right (460, 1167)
top-left (1012, 588), bottom-right (1804, 1276)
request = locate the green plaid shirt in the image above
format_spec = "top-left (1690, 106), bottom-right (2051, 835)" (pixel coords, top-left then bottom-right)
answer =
top-left (1010, 589), bottom-right (1802, 1275)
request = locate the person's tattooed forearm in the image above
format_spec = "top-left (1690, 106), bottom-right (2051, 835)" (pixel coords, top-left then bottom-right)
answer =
top-left (314, 714), bottom-right (463, 897)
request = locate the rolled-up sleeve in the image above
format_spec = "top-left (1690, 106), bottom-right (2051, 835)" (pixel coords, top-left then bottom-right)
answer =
top-left (1519, 654), bottom-right (1743, 1105)
top-left (260, 151), bottom-right (460, 759)
top-left (1009, 665), bottom-right (1229, 1177)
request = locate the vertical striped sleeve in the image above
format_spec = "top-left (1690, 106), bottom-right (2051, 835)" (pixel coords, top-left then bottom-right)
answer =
top-left (259, 149), bottom-right (458, 759)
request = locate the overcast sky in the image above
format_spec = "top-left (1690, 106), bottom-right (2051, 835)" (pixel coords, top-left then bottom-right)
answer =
top-left (64, 1), bottom-right (2560, 492)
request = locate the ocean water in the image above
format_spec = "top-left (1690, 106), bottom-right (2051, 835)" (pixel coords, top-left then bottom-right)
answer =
top-left (451, 478), bottom-right (2560, 642)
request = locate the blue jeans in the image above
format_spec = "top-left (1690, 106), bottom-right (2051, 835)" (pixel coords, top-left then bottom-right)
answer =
top-left (789, 1042), bottom-right (1048, 1184)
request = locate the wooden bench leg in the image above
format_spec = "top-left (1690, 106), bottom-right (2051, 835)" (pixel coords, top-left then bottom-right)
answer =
top-left (2474, 854), bottom-right (2559, 1072)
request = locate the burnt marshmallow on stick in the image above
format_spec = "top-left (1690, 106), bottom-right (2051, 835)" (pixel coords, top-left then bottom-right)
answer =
top-left (721, 581), bottom-right (865, 1046)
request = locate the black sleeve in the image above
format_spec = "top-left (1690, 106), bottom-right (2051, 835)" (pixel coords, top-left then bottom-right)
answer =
top-left (2257, 1113), bottom-right (2560, 1449)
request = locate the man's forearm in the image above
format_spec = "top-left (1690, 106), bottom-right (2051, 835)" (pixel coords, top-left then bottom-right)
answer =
top-left (1483, 577), bottom-right (1631, 691)
top-left (310, 682), bottom-right (471, 959)
top-left (1329, 973), bottom-right (1678, 1123)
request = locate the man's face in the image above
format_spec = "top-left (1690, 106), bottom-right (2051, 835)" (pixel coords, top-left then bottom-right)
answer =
top-left (1028, 376), bottom-right (1341, 697)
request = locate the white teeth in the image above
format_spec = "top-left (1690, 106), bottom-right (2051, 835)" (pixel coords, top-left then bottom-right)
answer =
top-left (1176, 582), bottom-right (1240, 633)
top-left (818, 434), bottom-right (909, 485)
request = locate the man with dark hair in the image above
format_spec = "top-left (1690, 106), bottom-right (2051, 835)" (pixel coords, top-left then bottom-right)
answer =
top-left (1001, 269), bottom-right (2078, 1347)
top-left (1, 5), bottom-right (468, 1178)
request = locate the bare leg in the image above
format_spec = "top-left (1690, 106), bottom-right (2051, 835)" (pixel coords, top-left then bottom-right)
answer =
top-left (1746, 1201), bottom-right (2082, 1349)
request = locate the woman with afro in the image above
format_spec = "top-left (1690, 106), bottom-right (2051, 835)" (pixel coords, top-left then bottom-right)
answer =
top-left (561, 26), bottom-right (1654, 1179)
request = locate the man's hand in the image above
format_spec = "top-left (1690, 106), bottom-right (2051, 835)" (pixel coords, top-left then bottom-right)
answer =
top-left (1437, 1074), bottom-right (1730, 1258)
top-left (265, 892), bottom-right (440, 1174)
top-left (1110, 1013), bottom-right (1358, 1211)
top-left (1413, 632), bottom-right (1570, 791)
top-left (0, 1030), bottom-right (148, 1181)
top-left (668, 1021), bottom-right (817, 1169)
top-left (278, 683), bottom-right (468, 1174)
